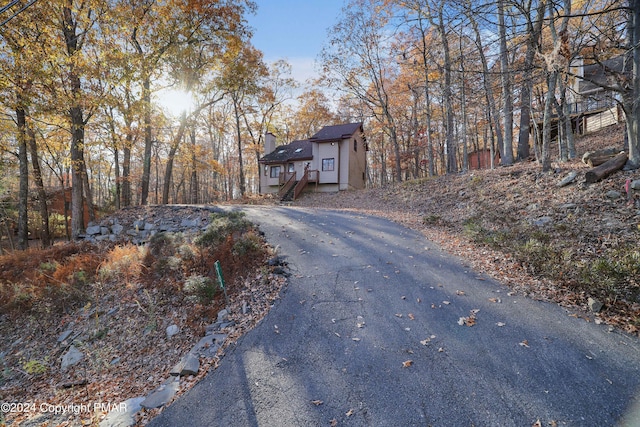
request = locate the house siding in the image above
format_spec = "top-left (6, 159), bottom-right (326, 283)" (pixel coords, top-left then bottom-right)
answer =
top-left (347, 133), bottom-right (366, 190)
top-left (317, 142), bottom-right (340, 184)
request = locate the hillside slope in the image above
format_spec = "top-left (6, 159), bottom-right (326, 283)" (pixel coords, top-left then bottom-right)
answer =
top-left (296, 123), bottom-right (640, 333)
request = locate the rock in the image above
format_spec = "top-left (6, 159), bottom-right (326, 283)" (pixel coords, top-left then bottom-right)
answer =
top-left (99, 396), bottom-right (144, 427)
top-left (559, 203), bottom-right (578, 210)
top-left (140, 377), bottom-right (180, 409)
top-left (86, 225), bottom-right (102, 235)
top-left (144, 222), bottom-right (156, 231)
top-left (61, 345), bottom-right (84, 371)
top-left (557, 171), bottom-right (578, 187)
top-left (57, 329), bottom-right (73, 343)
top-left (111, 223), bottom-right (124, 235)
top-left (631, 180), bottom-right (640, 190)
top-left (170, 353), bottom-right (200, 377)
top-left (217, 309), bottom-right (229, 323)
top-left (531, 216), bottom-right (553, 227)
top-left (191, 333), bottom-right (226, 358)
top-left (588, 297), bottom-right (604, 313)
top-left (606, 190), bottom-right (621, 199)
top-left (166, 324), bottom-right (180, 339)
top-left (181, 218), bottom-right (200, 228)
top-left (100, 226), bottom-right (110, 235)
top-left (133, 220), bottom-right (146, 230)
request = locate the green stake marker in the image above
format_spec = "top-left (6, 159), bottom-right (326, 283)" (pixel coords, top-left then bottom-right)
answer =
top-left (214, 260), bottom-right (229, 307)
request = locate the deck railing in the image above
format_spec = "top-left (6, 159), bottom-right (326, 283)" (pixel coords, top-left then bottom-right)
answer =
top-left (278, 171), bottom-right (296, 200)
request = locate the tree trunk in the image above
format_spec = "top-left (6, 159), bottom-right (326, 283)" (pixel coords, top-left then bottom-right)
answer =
top-left (189, 127), bottom-right (198, 204)
top-left (625, 0), bottom-right (640, 168)
top-left (517, 0), bottom-right (546, 161)
top-left (416, 11), bottom-right (435, 177)
top-left (63, 2), bottom-right (86, 239)
top-left (233, 97), bottom-right (246, 197)
top-left (582, 148), bottom-right (619, 167)
top-left (498, 0), bottom-right (514, 165)
top-left (437, 4), bottom-right (456, 173)
top-left (16, 105), bottom-right (29, 250)
top-left (541, 70), bottom-right (557, 172)
top-left (468, 10), bottom-right (504, 166)
top-left (140, 76), bottom-right (152, 205)
top-left (107, 107), bottom-right (121, 210)
top-left (27, 126), bottom-right (50, 247)
top-left (81, 153), bottom-right (95, 222)
top-left (585, 152), bottom-right (628, 183)
top-left (459, 36), bottom-right (468, 172)
top-left (162, 112), bottom-right (189, 204)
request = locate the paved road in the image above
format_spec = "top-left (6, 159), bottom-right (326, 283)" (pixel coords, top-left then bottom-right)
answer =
top-left (149, 206), bottom-right (640, 427)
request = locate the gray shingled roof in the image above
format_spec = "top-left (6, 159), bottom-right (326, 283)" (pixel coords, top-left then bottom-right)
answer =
top-left (309, 122), bottom-right (363, 142)
top-left (260, 139), bottom-right (312, 164)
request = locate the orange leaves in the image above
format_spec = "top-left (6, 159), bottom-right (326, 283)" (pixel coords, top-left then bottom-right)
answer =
top-left (402, 360), bottom-right (413, 368)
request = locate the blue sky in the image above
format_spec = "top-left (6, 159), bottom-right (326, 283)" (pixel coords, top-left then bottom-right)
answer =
top-left (158, 1), bottom-right (345, 114)
top-left (247, 0), bottom-right (345, 83)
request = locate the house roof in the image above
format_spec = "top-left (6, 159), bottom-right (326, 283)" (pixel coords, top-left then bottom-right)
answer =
top-left (260, 139), bottom-right (312, 164)
top-left (309, 122), bottom-right (363, 142)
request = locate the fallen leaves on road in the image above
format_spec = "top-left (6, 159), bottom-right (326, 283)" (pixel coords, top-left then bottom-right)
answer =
top-left (311, 400), bottom-right (324, 406)
top-left (346, 408), bottom-right (354, 417)
top-left (458, 309), bottom-right (479, 326)
top-left (402, 360), bottom-right (413, 368)
top-left (520, 340), bottom-right (530, 348)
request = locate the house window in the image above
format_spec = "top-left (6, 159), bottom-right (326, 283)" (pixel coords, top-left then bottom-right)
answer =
top-left (354, 139), bottom-right (357, 152)
top-left (322, 158), bottom-right (335, 171)
top-left (288, 163), bottom-right (295, 173)
top-left (270, 165), bottom-right (281, 178)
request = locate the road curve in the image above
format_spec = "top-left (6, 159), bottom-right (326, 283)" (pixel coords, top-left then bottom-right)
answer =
top-left (149, 205), bottom-right (640, 427)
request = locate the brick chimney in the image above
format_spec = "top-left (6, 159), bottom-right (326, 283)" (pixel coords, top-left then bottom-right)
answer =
top-left (265, 132), bottom-right (276, 155)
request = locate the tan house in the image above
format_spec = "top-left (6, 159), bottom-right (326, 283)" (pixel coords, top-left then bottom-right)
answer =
top-left (259, 123), bottom-right (367, 200)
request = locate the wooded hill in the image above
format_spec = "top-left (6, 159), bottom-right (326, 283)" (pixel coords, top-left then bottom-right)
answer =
top-left (1, 0), bottom-right (640, 247)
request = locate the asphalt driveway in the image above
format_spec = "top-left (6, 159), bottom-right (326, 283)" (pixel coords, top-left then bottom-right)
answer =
top-left (149, 206), bottom-right (640, 426)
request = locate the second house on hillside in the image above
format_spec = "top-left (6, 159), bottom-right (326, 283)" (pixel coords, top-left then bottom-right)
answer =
top-left (259, 122), bottom-right (367, 200)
